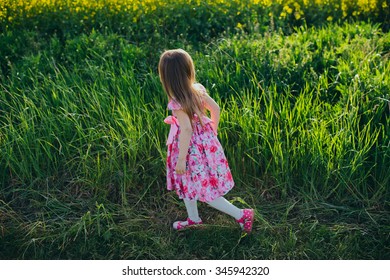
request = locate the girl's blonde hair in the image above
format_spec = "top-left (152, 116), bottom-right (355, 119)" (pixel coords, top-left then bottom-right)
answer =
top-left (158, 49), bottom-right (204, 122)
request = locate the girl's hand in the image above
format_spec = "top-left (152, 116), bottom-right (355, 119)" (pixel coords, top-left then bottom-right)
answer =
top-left (175, 158), bottom-right (186, 175)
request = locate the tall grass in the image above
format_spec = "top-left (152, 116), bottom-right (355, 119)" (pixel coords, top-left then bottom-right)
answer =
top-left (196, 23), bottom-right (389, 204)
top-left (0, 21), bottom-right (389, 259)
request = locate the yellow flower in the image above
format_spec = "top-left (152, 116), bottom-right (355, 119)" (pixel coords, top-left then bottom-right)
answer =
top-left (283, 5), bottom-right (293, 15)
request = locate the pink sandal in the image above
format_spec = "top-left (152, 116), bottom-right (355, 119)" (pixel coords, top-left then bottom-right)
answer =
top-left (173, 218), bottom-right (203, 230)
top-left (236, 209), bottom-right (254, 233)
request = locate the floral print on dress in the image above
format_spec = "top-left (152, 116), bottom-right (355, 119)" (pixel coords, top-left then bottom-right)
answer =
top-left (164, 83), bottom-right (234, 202)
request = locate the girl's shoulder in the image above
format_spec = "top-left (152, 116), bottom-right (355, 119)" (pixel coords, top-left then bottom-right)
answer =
top-left (167, 83), bottom-right (207, 110)
top-left (193, 83), bottom-right (207, 96)
top-left (167, 99), bottom-right (182, 110)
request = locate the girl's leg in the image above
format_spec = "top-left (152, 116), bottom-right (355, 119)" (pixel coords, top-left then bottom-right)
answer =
top-left (183, 198), bottom-right (201, 222)
top-left (207, 196), bottom-right (254, 233)
top-left (206, 196), bottom-right (242, 220)
top-left (172, 198), bottom-right (202, 229)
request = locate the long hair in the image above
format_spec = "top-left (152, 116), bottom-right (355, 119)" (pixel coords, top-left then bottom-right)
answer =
top-left (158, 49), bottom-right (204, 123)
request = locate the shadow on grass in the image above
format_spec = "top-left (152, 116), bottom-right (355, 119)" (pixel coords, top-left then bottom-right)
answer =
top-left (1, 194), bottom-right (389, 260)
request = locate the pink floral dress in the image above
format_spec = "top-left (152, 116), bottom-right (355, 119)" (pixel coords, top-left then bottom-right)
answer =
top-left (164, 83), bottom-right (234, 202)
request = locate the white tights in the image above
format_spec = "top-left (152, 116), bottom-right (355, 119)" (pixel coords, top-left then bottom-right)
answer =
top-left (181, 196), bottom-right (242, 225)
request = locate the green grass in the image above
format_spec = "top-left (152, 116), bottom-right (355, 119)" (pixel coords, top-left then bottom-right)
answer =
top-left (0, 21), bottom-right (389, 259)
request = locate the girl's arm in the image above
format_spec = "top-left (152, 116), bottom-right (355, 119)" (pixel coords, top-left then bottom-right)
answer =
top-left (174, 109), bottom-right (193, 175)
top-left (202, 92), bottom-right (220, 134)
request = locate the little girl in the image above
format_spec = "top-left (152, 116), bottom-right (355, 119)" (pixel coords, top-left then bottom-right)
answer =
top-left (159, 49), bottom-right (254, 233)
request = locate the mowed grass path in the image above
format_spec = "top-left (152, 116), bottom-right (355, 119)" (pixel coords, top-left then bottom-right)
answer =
top-left (0, 21), bottom-right (389, 259)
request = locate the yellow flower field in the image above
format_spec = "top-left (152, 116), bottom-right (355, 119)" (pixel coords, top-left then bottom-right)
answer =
top-left (1, 0), bottom-right (387, 24)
